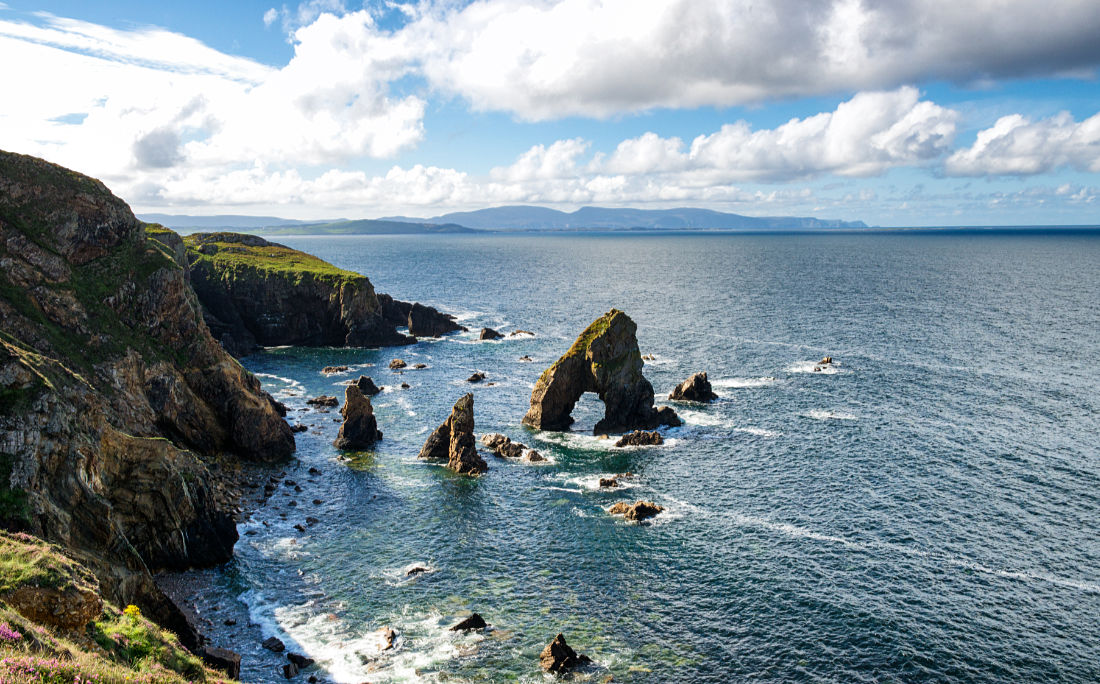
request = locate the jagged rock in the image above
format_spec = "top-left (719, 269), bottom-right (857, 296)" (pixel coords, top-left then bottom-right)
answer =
top-left (406, 566), bottom-right (428, 576)
top-left (263, 636), bottom-right (286, 652)
top-left (290, 423), bottom-right (308, 433)
top-left (599, 478), bottom-right (619, 488)
top-left (509, 329), bottom-right (535, 337)
top-left (282, 661), bottom-right (299, 679)
top-left (479, 433), bottom-right (529, 458)
top-left (539, 633), bottom-right (593, 672)
top-left (288, 653), bottom-right (315, 668)
top-left (524, 450), bottom-right (545, 462)
top-left (608, 501), bottom-right (663, 521)
top-left (333, 385), bottom-right (382, 450)
top-left (467, 371), bottom-right (487, 383)
top-left (389, 359), bottom-right (407, 369)
top-left (321, 365), bottom-right (348, 374)
top-left (376, 626), bottom-right (397, 651)
top-left (354, 375), bottom-right (382, 395)
top-left (203, 647), bottom-right (241, 678)
top-left (269, 397), bottom-right (289, 416)
top-left (450, 613), bottom-right (488, 631)
top-left (418, 394), bottom-right (487, 475)
top-left (519, 355), bottom-right (533, 362)
top-left (408, 302), bottom-right (466, 337)
top-left (306, 395), bottom-right (338, 407)
top-left (479, 327), bottom-right (504, 340)
top-left (642, 354), bottom-right (656, 361)
top-left (523, 309), bottom-right (679, 434)
top-left (669, 372), bottom-right (719, 402)
top-left (656, 406), bottom-right (682, 427)
top-left (820, 356), bottom-right (833, 365)
top-left (615, 430), bottom-right (663, 447)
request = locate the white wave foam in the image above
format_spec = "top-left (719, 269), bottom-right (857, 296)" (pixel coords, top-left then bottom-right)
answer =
top-left (562, 473), bottom-right (641, 492)
top-left (254, 373), bottom-right (306, 398)
top-left (786, 361), bottom-right (842, 375)
top-left (711, 376), bottom-right (781, 389)
top-left (734, 426), bottom-right (781, 437)
top-left (532, 431), bottom-right (617, 451)
top-left (804, 409), bottom-right (858, 421)
top-left (677, 409), bottom-right (731, 428)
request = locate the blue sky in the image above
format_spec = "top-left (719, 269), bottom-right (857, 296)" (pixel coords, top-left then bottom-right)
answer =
top-left (1, 0), bottom-right (1099, 226)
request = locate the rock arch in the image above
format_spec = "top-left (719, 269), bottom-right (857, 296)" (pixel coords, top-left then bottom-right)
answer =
top-left (522, 309), bottom-right (679, 434)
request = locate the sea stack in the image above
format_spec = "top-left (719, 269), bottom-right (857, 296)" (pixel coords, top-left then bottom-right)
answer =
top-left (333, 385), bottom-right (382, 449)
top-left (539, 633), bottom-right (592, 672)
top-left (522, 309), bottom-right (679, 434)
top-left (669, 372), bottom-right (719, 402)
top-left (418, 393), bottom-right (487, 475)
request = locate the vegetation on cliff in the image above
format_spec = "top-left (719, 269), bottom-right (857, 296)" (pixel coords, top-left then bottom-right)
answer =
top-left (0, 531), bottom-right (234, 683)
top-left (183, 232), bottom-right (362, 287)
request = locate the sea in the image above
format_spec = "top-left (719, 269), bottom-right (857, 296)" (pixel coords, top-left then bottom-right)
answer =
top-left (173, 231), bottom-right (1100, 683)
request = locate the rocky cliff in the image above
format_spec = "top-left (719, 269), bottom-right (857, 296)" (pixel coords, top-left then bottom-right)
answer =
top-left (184, 233), bottom-right (463, 356)
top-left (522, 309), bottom-right (679, 434)
top-left (0, 150), bottom-right (293, 645)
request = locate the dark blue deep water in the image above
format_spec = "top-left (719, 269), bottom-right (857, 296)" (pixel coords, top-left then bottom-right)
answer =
top-left (195, 233), bottom-right (1100, 683)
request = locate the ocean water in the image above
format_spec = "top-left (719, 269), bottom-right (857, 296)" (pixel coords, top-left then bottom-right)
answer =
top-left (197, 232), bottom-right (1100, 683)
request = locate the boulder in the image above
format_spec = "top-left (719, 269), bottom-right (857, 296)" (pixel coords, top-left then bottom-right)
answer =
top-left (418, 394), bottom-right (488, 475)
top-left (355, 375), bottom-right (382, 396)
top-left (479, 327), bottom-right (504, 340)
top-left (467, 371), bottom-right (487, 383)
top-left (321, 365), bottom-right (348, 375)
top-left (333, 385), bottom-right (382, 450)
top-left (522, 309), bottom-right (679, 434)
top-left (290, 423), bottom-right (308, 433)
top-left (820, 356), bottom-right (833, 365)
top-left (656, 406), bottom-right (682, 427)
top-left (539, 633), bottom-right (592, 673)
top-left (389, 359), bottom-right (407, 369)
top-left (519, 355), bottom-right (533, 362)
top-left (614, 430), bottom-right (663, 447)
top-left (413, 363), bottom-right (427, 369)
top-left (306, 395), bottom-right (338, 407)
top-left (608, 501), bottom-right (663, 521)
top-left (509, 329), bottom-right (535, 337)
top-left (668, 372), bottom-right (718, 402)
top-left (282, 662), bottom-right (298, 679)
top-left (376, 626), bottom-right (397, 651)
top-left (408, 302), bottom-right (466, 337)
top-left (202, 647), bottom-right (241, 679)
top-left (450, 613), bottom-right (488, 631)
top-left (287, 653), bottom-right (315, 668)
top-left (599, 478), bottom-right (619, 488)
top-left (262, 636), bottom-right (286, 652)
top-left (479, 433), bottom-right (529, 458)
top-left (524, 450), bottom-right (545, 462)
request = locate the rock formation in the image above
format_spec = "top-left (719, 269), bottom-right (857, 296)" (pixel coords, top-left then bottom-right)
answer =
top-left (539, 633), bottom-right (592, 672)
top-left (480, 433), bottom-right (529, 458)
top-left (390, 358), bottom-right (407, 369)
top-left (669, 372), bottom-right (719, 402)
top-left (418, 394), bottom-right (487, 475)
top-left (355, 375), bottom-right (382, 396)
top-left (608, 501), bottom-right (664, 521)
top-left (407, 301), bottom-right (466, 338)
top-left (479, 327), bottom-right (504, 340)
top-left (450, 613), bottom-right (488, 631)
top-left (522, 309), bottom-right (679, 434)
top-left (0, 150), bottom-right (293, 647)
top-left (615, 430), bottom-right (664, 447)
top-left (333, 385), bottom-right (382, 449)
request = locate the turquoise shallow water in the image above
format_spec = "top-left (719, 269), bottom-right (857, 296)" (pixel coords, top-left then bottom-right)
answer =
top-left (202, 232), bottom-right (1099, 683)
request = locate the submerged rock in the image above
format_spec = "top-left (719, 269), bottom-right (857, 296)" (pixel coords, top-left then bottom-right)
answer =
top-left (608, 500), bottom-right (663, 521)
top-left (614, 430), bottom-right (663, 447)
top-left (539, 633), bottom-right (593, 673)
top-left (479, 327), bottom-right (504, 340)
top-left (333, 385), bottom-right (382, 450)
top-left (467, 371), bottom-right (487, 383)
top-left (355, 375), bottom-right (383, 396)
top-left (522, 309), bottom-right (679, 434)
top-left (669, 371), bottom-right (719, 402)
top-left (418, 394), bottom-right (488, 475)
top-left (509, 329), bottom-right (535, 337)
top-left (306, 395), bottom-right (338, 407)
top-left (376, 626), bottom-right (397, 651)
top-left (450, 613), bottom-right (488, 631)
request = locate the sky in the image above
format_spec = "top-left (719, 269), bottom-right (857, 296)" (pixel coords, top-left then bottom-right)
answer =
top-left (1, 0), bottom-right (1099, 226)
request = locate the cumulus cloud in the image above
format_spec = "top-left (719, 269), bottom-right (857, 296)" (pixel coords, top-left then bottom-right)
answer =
top-left (945, 111), bottom-right (1100, 176)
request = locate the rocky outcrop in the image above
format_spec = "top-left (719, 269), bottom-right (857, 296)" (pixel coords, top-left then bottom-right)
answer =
top-left (333, 385), bottom-right (383, 450)
top-left (479, 433), bottom-right (541, 461)
top-left (615, 430), bottom-right (663, 447)
top-left (406, 301), bottom-right (466, 338)
top-left (479, 327), bottom-right (503, 340)
top-left (450, 613), bottom-right (488, 631)
top-left (522, 309), bottom-right (679, 434)
top-left (355, 375), bottom-right (382, 396)
top-left (669, 372), bottom-right (718, 402)
top-left (418, 394), bottom-right (487, 475)
top-left (539, 633), bottom-right (592, 672)
top-left (0, 150), bottom-right (293, 645)
top-left (608, 501), bottom-right (663, 521)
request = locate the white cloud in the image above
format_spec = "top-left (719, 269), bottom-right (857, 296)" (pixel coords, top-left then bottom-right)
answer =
top-left (945, 111), bottom-right (1100, 176)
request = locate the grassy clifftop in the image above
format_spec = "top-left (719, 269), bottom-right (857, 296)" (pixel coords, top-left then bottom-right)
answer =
top-left (183, 232), bottom-right (363, 287)
top-left (0, 531), bottom-right (234, 683)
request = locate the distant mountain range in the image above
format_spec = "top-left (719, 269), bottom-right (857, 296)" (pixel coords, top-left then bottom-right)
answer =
top-left (141, 206), bottom-right (867, 235)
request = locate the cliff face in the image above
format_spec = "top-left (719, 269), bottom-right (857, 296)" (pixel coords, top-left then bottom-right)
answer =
top-left (185, 233), bottom-right (413, 356)
top-left (0, 150), bottom-right (294, 639)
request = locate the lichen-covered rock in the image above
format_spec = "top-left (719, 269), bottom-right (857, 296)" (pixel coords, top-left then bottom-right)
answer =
top-left (614, 430), bottom-right (663, 447)
top-left (669, 372), bottom-right (719, 402)
top-left (184, 232), bottom-right (415, 355)
top-left (522, 309), bottom-right (679, 434)
top-left (333, 385), bottom-right (382, 450)
top-left (539, 633), bottom-right (592, 672)
top-left (418, 394), bottom-right (487, 475)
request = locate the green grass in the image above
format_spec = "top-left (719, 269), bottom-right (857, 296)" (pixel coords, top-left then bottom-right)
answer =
top-left (183, 233), bottom-right (364, 287)
top-left (0, 531), bottom-right (97, 595)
